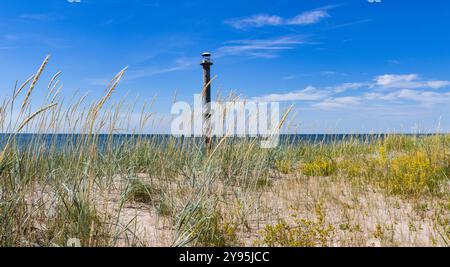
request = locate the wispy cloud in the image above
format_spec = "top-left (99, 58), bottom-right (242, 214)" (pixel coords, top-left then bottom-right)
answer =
top-left (216, 35), bottom-right (308, 58)
top-left (252, 82), bottom-right (366, 103)
top-left (328, 82), bottom-right (366, 93)
top-left (225, 7), bottom-right (332, 30)
top-left (312, 96), bottom-right (362, 109)
top-left (329, 19), bottom-right (372, 29)
top-left (67, 0), bottom-right (82, 3)
top-left (374, 74), bottom-right (450, 89)
top-left (225, 14), bottom-right (283, 29)
top-left (251, 73), bottom-right (450, 110)
top-left (287, 10), bottom-right (329, 25)
top-left (252, 86), bottom-right (331, 102)
top-left (364, 89), bottom-right (450, 107)
top-left (118, 35), bottom-right (308, 81)
top-left (312, 89), bottom-right (450, 110)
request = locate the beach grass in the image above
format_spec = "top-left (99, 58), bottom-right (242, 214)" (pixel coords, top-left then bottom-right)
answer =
top-left (0, 57), bottom-right (449, 247)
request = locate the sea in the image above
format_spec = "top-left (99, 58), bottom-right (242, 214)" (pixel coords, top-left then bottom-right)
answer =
top-left (0, 133), bottom-right (438, 151)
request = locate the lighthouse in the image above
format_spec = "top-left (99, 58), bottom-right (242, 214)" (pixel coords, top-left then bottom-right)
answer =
top-left (201, 52), bottom-right (213, 149)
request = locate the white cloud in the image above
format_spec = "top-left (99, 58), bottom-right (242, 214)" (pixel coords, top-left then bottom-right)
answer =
top-left (287, 10), bottom-right (329, 25)
top-left (216, 35), bottom-right (307, 58)
top-left (363, 92), bottom-right (398, 101)
top-left (314, 88), bottom-right (450, 110)
top-left (364, 89), bottom-right (450, 107)
top-left (252, 86), bottom-right (330, 102)
top-left (329, 82), bottom-right (365, 93)
top-left (312, 89), bottom-right (450, 110)
top-left (118, 36), bottom-right (307, 81)
top-left (225, 14), bottom-right (283, 29)
top-left (374, 74), bottom-right (450, 89)
top-left (67, 0), bottom-right (82, 3)
top-left (225, 8), bottom-right (330, 29)
top-left (250, 73), bottom-right (450, 110)
top-left (375, 74), bottom-right (418, 87)
top-left (426, 80), bottom-right (450, 89)
top-left (312, 96), bottom-right (362, 109)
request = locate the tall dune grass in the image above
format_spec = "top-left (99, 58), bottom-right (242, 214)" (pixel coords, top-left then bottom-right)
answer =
top-left (0, 57), bottom-right (449, 247)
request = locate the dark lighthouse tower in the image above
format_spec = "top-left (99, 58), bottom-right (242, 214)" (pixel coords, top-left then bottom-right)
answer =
top-left (201, 52), bottom-right (213, 150)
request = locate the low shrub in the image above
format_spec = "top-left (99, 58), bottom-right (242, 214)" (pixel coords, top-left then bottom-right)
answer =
top-left (258, 204), bottom-right (335, 247)
top-left (387, 151), bottom-right (446, 196)
top-left (301, 156), bottom-right (337, 177)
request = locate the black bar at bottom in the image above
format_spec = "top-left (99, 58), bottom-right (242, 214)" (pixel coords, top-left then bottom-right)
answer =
top-left (0, 247), bottom-right (447, 265)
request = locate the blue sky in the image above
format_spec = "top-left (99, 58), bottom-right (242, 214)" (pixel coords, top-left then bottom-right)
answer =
top-left (1, 0), bottom-right (450, 133)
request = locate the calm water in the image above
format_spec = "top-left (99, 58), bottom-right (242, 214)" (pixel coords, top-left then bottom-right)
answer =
top-left (0, 133), bottom-right (436, 151)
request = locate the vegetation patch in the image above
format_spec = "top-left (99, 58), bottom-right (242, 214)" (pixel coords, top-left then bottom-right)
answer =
top-left (301, 156), bottom-right (337, 177)
top-left (258, 204), bottom-right (335, 247)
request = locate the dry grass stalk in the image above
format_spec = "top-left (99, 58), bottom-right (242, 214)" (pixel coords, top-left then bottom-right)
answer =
top-left (21, 55), bottom-right (51, 111)
top-left (17, 103), bottom-right (57, 132)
